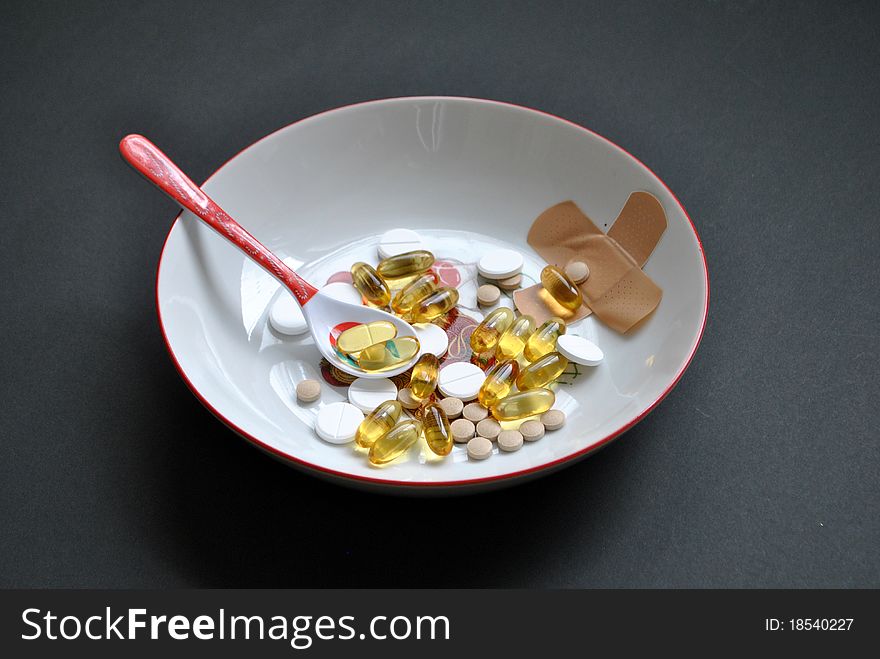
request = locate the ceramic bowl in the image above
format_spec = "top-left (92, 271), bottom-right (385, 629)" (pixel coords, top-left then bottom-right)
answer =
top-left (156, 97), bottom-right (708, 494)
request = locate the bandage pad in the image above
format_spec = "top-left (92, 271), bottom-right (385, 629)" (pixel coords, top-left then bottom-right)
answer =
top-left (522, 192), bottom-right (667, 333)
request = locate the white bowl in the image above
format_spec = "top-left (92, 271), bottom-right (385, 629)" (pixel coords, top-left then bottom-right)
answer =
top-left (156, 97), bottom-right (708, 494)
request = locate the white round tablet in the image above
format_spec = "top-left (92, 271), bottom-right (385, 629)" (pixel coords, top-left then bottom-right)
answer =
top-left (378, 228), bottom-right (425, 259)
top-left (438, 362), bottom-right (485, 400)
top-left (414, 322), bottom-right (449, 357)
top-left (347, 378), bottom-right (398, 413)
top-left (268, 292), bottom-right (308, 335)
top-left (320, 282), bottom-right (363, 305)
top-left (478, 249), bottom-right (524, 279)
top-left (315, 402), bottom-right (364, 444)
top-left (556, 334), bottom-right (604, 366)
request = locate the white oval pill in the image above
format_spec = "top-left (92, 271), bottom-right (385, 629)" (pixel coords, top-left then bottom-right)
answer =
top-left (478, 249), bottom-right (524, 279)
top-left (378, 228), bottom-right (425, 259)
top-left (414, 322), bottom-right (449, 357)
top-left (315, 402), bottom-right (364, 444)
top-left (437, 362), bottom-right (485, 400)
top-left (347, 378), bottom-right (398, 412)
top-left (556, 334), bottom-right (604, 366)
top-left (269, 292), bottom-right (308, 335)
top-left (320, 281), bottom-right (364, 305)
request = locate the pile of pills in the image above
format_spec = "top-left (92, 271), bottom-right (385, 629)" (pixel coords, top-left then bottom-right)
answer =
top-left (281, 229), bottom-right (608, 467)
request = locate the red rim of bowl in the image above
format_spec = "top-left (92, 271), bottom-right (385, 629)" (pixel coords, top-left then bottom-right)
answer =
top-left (154, 96), bottom-right (710, 489)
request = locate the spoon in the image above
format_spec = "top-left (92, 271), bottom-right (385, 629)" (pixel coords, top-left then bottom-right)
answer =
top-left (119, 134), bottom-right (419, 378)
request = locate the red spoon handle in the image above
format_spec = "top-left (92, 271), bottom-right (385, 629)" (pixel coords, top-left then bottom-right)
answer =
top-left (120, 134), bottom-right (318, 305)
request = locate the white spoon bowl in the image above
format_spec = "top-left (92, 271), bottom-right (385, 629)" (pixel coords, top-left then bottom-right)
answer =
top-left (306, 290), bottom-right (418, 379)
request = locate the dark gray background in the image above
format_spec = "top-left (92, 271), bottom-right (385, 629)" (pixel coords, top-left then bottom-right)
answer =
top-left (1, 0), bottom-right (877, 588)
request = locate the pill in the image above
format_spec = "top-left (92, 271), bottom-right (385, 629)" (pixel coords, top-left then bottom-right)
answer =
top-left (347, 377), bottom-right (398, 412)
top-left (397, 387), bottom-right (423, 410)
top-left (462, 402), bottom-right (489, 423)
top-left (437, 362), bottom-right (485, 400)
top-left (377, 249), bottom-right (435, 279)
top-left (470, 307), bottom-right (515, 354)
top-left (320, 281), bottom-right (364, 305)
top-left (496, 314), bottom-right (536, 361)
top-left (451, 418), bottom-right (476, 443)
top-left (369, 419), bottom-right (423, 465)
top-left (269, 293), bottom-right (308, 335)
top-left (476, 418), bottom-right (502, 440)
top-left (411, 287), bottom-right (459, 323)
top-left (478, 249), bottom-right (524, 279)
top-left (519, 420), bottom-right (545, 442)
top-left (421, 402), bottom-right (453, 456)
top-left (351, 262), bottom-right (391, 307)
top-left (541, 409), bottom-right (566, 430)
top-left (524, 317), bottom-right (566, 362)
top-left (497, 430), bottom-right (524, 452)
top-left (414, 322), bottom-right (449, 357)
top-left (355, 400), bottom-right (402, 448)
top-left (477, 284), bottom-right (501, 307)
top-left (438, 397), bottom-right (464, 419)
top-left (565, 260), bottom-right (590, 284)
top-left (391, 272), bottom-right (438, 315)
top-left (491, 388), bottom-right (555, 421)
top-left (477, 359), bottom-right (519, 408)
top-left (336, 320), bottom-right (398, 355)
top-left (357, 336), bottom-right (420, 372)
top-left (296, 379), bottom-right (321, 403)
top-left (466, 436), bottom-right (493, 460)
top-left (556, 334), bottom-right (604, 366)
top-left (315, 402), bottom-right (364, 444)
top-left (378, 228), bottom-right (425, 259)
top-left (409, 353), bottom-right (440, 400)
top-left (516, 352), bottom-right (569, 390)
top-left (540, 265), bottom-right (582, 311)
top-left (497, 274), bottom-right (522, 290)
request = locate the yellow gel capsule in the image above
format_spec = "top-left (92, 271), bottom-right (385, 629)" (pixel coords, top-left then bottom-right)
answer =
top-left (369, 419), bottom-right (423, 465)
top-left (523, 317), bottom-right (566, 362)
top-left (355, 400), bottom-right (402, 448)
top-left (516, 352), bottom-right (569, 390)
top-left (496, 314), bottom-right (535, 361)
top-left (491, 388), bottom-right (555, 421)
top-left (411, 287), bottom-right (459, 323)
top-left (391, 272), bottom-right (438, 315)
top-left (470, 307), bottom-right (515, 354)
top-left (336, 320), bottom-right (397, 355)
top-left (409, 353), bottom-right (440, 400)
top-left (421, 402), bottom-right (453, 456)
top-left (351, 262), bottom-right (391, 307)
top-left (478, 359), bottom-right (519, 408)
top-left (357, 336), bottom-right (420, 372)
top-left (540, 265), bottom-right (582, 311)
top-left (376, 250), bottom-right (435, 279)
